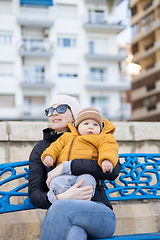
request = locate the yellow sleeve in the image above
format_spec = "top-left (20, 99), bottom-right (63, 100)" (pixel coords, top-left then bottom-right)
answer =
top-left (41, 134), bottom-right (67, 163)
top-left (98, 134), bottom-right (119, 168)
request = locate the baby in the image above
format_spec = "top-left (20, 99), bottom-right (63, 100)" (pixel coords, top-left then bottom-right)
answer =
top-left (41, 108), bottom-right (119, 203)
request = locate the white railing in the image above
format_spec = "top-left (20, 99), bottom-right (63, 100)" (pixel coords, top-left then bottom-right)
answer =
top-left (23, 72), bottom-right (45, 84)
top-left (19, 39), bottom-right (54, 52)
top-left (84, 13), bottom-right (125, 25)
top-left (88, 74), bottom-right (104, 82)
top-left (120, 74), bottom-right (132, 82)
top-left (17, 7), bottom-right (54, 22)
top-left (23, 106), bottom-right (44, 117)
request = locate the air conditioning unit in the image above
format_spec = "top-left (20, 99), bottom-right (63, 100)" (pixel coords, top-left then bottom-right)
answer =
top-left (43, 29), bottom-right (49, 37)
top-left (21, 26), bottom-right (26, 35)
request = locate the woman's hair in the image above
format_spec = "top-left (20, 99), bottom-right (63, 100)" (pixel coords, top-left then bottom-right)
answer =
top-left (49, 95), bottom-right (81, 120)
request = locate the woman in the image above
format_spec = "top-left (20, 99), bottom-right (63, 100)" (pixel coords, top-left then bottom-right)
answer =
top-left (28, 95), bottom-right (121, 240)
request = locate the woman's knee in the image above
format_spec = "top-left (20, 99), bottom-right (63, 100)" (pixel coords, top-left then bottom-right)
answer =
top-left (66, 226), bottom-right (87, 240)
top-left (47, 199), bottom-right (74, 216)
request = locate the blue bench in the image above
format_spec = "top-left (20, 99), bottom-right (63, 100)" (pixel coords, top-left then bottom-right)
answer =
top-left (0, 153), bottom-right (160, 239)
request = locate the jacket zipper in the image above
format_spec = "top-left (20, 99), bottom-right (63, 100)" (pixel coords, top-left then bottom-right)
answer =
top-left (68, 137), bottom-right (76, 161)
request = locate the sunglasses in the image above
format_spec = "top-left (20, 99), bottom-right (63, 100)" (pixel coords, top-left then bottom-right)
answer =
top-left (45, 104), bottom-right (70, 117)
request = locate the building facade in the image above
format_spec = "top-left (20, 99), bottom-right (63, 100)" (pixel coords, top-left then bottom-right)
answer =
top-left (0, 0), bottom-right (130, 121)
top-left (130, 0), bottom-right (160, 121)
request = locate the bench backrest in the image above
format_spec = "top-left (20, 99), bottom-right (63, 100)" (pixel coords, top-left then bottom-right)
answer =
top-left (105, 153), bottom-right (160, 202)
top-left (0, 153), bottom-right (160, 214)
top-left (0, 161), bottom-right (35, 213)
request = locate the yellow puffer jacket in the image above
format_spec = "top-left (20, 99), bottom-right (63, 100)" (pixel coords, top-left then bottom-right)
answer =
top-left (41, 118), bottom-right (119, 168)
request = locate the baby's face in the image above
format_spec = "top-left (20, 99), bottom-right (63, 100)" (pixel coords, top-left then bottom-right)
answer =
top-left (78, 119), bottom-right (101, 136)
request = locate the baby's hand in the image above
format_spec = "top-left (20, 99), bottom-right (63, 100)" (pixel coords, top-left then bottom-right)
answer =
top-left (43, 156), bottom-right (54, 167)
top-left (102, 160), bottom-right (113, 173)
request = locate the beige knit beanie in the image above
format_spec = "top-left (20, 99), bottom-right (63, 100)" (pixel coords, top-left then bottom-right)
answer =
top-left (49, 95), bottom-right (80, 120)
top-left (75, 108), bottom-right (103, 129)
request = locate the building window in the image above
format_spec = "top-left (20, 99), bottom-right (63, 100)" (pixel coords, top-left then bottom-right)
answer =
top-left (132, 43), bottom-right (138, 54)
top-left (88, 10), bottom-right (104, 23)
top-left (58, 38), bottom-right (76, 47)
top-left (23, 66), bottom-right (45, 84)
top-left (95, 10), bottom-right (104, 23)
top-left (0, 63), bottom-right (14, 77)
top-left (146, 63), bottom-right (154, 70)
top-left (147, 83), bottom-right (155, 91)
top-left (58, 73), bottom-right (78, 77)
top-left (143, 1), bottom-right (152, 10)
top-left (90, 68), bottom-right (104, 81)
top-left (142, 95), bottom-right (157, 109)
top-left (131, 5), bottom-right (137, 16)
top-left (89, 41), bottom-right (94, 54)
top-left (141, 11), bottom-right (154, 32)
top-left (0, 73), bottom-right (13, 77)
top-left (0, 94), bottom-right (15, 107)
top-left (0, 35), bottom-right (12, 45)
top-left (56, 4), bottom-right (77, 18)
top-left (23, 39), bottom-right (43, 51)
top-left (91, 97), bottom-right (108, 118)
top-left (132, 23), bottom-right (138, 37)
top-left (23, 96), bottom-right (45, 116)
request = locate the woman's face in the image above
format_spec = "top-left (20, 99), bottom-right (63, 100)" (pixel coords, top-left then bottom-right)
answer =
top-left (49, 104), bottom-right (74, 133)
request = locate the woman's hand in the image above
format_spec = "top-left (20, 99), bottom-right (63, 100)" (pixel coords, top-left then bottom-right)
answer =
top-left (56, 180), bottom-right (93, 201)
top-left (46, 164), bottom-right (63, 187)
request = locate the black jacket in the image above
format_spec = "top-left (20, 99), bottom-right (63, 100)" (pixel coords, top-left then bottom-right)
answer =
top-left (28, 128), bottom-right (121, 210)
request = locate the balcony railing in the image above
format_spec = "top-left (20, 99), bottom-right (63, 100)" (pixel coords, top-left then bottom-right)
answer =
top-left (86, 79), bottom-right (131, 91)
top-left (83, 13), bottom-right (126, 33)
top-left (85, 53), bottom-right (127, 62)
top-left (20, 73), bottom-right (55, 88)
top-left (19, 40), bottom-right (53, 57)
top-left (145, 41), bottom-right (154, 50)
top-left (88, 74), bottom-right (104, 82)
top-left (17, 7), bottom-right (54, 27)
top-left (120, 74), bottom-right (132, 82)
top-left (23, 72), bottom-right (45, 83)
top-left (22, 106), bottom-right (45, 119)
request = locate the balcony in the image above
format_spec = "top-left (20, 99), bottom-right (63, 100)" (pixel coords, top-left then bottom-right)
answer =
top-left (19, 40), bottom-right (54, 58)
top-left (85, 78), bottom-right (131, 91)
top-left (17, 7), bottom-right (54, 27)
top-left (20, 73), bottom-right (55, 89)
top-left (84, 0), bottom-right (123, 7)
top-left (133, 40), bottom-right (160, 63)
top-left (85, 53), bottom-right (126, 62)
top-left (84, 13), bottom-right (126, 34)
top-left (131, 0), bottom-right (160, 26)
top-left (21, 106), bottom-right (46, 120)
top-left (131, 18), bottom-right (160, 45)
top-left (132, 61), bottom-right (160, 82)
top-left (132, 102), bottom-right (160, 120)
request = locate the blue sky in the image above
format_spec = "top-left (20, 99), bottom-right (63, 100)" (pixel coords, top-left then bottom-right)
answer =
top-left (116, 0), bottom-right (132, 44)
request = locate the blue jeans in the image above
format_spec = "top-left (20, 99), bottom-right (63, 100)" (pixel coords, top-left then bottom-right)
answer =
top-left (40, 199), bottom-right (116, 240)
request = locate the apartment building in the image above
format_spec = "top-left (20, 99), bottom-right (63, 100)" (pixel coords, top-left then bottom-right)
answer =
top-left (130, 0), bottom-right (160, 121)
top-left (119, 43), bottom-right (133, 120)
top-left (0, 0), bottom-right (130, 121)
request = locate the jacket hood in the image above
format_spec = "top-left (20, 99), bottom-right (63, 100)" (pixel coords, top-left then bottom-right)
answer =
top-left (43, 128), bottom-right (63, 141)
top-left (101, 118), bottom-right (115, 134)
top-left (67, 122), bottom-right (80, 135)
top-left (67, 118), bottom-right (115, 135)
